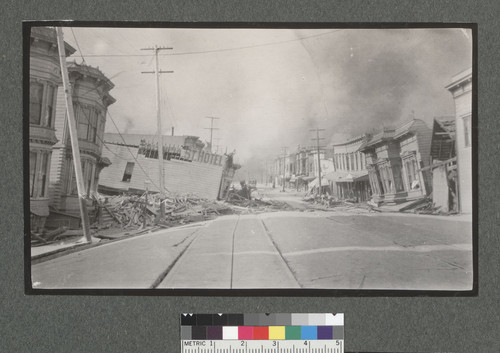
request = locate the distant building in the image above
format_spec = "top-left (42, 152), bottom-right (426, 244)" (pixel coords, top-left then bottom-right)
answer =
top-left (29, 27), bottom-right (75, 232)
top-left (272, 146), bottom-right (333, 191)
top-left (360, 119), bottom-right (432, 205)
top-left (47, 62), bottom-right (115, 228)
top-left (327, 134), bottom-right (371, 202)
top-left (446, 68), bottom-right (473, 214)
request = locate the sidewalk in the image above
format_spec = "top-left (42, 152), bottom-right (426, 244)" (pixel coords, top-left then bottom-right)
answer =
top-left (30, 221), bottom-right (211, 261)
top-left (31, 235), bottom-right (102, 258)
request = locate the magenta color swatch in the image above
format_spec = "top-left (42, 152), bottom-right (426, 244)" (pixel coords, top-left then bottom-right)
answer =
top-left (238, 326), bottom-right (253, 339)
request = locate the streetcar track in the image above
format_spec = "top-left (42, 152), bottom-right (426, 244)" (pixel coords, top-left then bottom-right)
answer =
top-left (229, 215), bottom-right (241, 289)
top-left (149, 228), bottom-right (202, 289)
top-left (260, 219), bottom-right (302, 288)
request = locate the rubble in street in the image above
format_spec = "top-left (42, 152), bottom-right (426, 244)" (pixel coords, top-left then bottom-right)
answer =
top-left (226, 191), bottom-right (294, 213)
top-left (88, 188), bottom-right (294, 237)
top-left (93, 192), bottom-right (235, 236)
top-left (301, 192), bottom-right (455, 215)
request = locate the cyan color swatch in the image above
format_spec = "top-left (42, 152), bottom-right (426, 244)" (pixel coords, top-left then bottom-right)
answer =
top-left (301, 326), bottom-right (317, 339)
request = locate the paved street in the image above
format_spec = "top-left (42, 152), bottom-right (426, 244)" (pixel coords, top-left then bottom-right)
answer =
top-left (32, 206), bottom-right (472, 290)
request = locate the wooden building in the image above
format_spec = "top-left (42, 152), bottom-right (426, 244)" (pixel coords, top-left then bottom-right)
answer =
top-left (47, 62), bottom-right (115, 228)
top-left (98, 135), bottom-right (238, 200)
top-left (29, 27), bottom-right (75, 231)
top-left (360, 119), bottom-right (432, 205)
top-left (327, 134), bottom-right (371, 202)
top-left (426, 117), bottom-right (457, 213)
top-left (445, 68), bottom-right (473, 214)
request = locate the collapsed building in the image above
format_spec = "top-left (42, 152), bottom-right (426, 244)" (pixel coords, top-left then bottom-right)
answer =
top-left (98, 133), bottom-right (239, 200)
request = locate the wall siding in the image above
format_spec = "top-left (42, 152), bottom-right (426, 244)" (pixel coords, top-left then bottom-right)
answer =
top-left (454, 86), bottom-right (473, 214)
top-left (99, 144), bottom-right (225, 200)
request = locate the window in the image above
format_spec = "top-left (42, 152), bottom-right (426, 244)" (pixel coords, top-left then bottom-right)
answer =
top-left (29, 152), bottom-right (37, 197)
top-left (39, 153), bottom-right (49, 197)
top-left (122, 162), bottom-right (135, 182)
top-left (75, 104), bottom-right (99, 143)
top-left (29, 151), bottom-right (51, 198)
top-left (66, 159), bottom-right (95, 196)
top-left (45, 85), bottom-right (56, 127)
top-left (463, 115), bottom-right (471, 147)
top-left (30, 82), bottom-right (44, 125)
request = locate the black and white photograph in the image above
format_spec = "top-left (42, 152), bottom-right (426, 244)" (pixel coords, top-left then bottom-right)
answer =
top-left (27, 24), bottom-right (475, 292)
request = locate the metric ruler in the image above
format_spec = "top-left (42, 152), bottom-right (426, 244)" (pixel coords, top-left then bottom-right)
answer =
top-left (180, 313), bottom-right (344, 353)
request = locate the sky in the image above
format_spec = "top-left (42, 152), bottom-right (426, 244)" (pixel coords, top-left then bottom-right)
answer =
top-left (61, 26), bottom-right (472, 178)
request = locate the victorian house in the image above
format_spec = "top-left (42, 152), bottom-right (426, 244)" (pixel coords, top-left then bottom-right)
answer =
top-left (29, 27), bottom-right (75, 232)
top-left (360, 119), bottom-right (432, 205)
top-left (47, 62), bottom-right (115, 228)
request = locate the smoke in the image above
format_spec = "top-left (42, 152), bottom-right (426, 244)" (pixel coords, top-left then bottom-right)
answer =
top-left (291, 28), bottom-right (471, 143)
top-left (339, 49), bottom-right (419, 134)
top-left (121, 115), bottom-right (135, 134)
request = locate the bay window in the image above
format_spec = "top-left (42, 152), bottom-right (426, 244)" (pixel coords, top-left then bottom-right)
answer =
top-left (29, 81), bottom-right (57, 127)
top-left (29, 82), bottom-right (43, 125)
top-left (29, 150), bottom-right (51, 198)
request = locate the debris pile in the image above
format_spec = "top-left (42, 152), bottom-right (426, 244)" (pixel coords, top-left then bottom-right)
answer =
top-left (303, 194), bottom-right (341, 209)
top-left (96, 192), bottom-right (235, 231)
top-left (407, 198), bottom-right (455, 215)
top-left (226, 192), bottom-right (293, 213)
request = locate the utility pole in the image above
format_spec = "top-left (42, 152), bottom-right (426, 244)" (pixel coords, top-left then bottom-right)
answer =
top-left (56, 27), bottom-right (91, 243)
top-left (311, 128), bottom-right (326, 196)
top-left (213, 137), bottom-right (222, 154)
top-left (265, 160), bottom-right (268, 186)
top-left (141, 45), bottom-right (173, 221)
top-left (281, 146), bottom-right (288, 192)
top-left (204, 116), bottom-right (220, 152)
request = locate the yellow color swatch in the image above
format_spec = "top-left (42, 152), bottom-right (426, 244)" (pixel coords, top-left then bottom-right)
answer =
top-left (268, 326), bottom-right (286, 340)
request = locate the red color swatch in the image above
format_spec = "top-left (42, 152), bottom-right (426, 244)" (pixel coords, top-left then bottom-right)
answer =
top-left (253, 326), bottom-right (269, 340)
top-left (238, 326), bottom-right (253, 339)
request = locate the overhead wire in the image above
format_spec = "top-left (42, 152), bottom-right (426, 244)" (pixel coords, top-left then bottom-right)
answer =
top-left (70, 29), bottom-right (344, 57)
top-left (70, 28), bottom-right (86, 65)
top-left (67, 28), bottom-right (162, 192)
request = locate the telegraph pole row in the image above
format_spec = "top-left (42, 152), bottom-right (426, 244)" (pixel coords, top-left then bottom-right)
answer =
top-left (56, 27), bottom-right (92, 243)
top-left (311, 128), bottom-right (326, 196)
top-left (141, 45), bottom-right (173, 221)
top-left (281, 146), bottom-right (288, 192)
top-left (204, 116), bottom-right (220, 152)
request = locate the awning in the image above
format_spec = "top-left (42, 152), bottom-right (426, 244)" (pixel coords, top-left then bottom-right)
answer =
top-left (325, 171), bottom-right (369, 183)
top-left (324, 171), bottom-right (345, 182)
top-left (302, 176), bottom-right (316, 182)
top-left (309, 177), bottom-right (329, 188)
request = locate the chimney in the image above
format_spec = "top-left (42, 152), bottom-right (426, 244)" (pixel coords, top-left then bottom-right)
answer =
top-left (171, 127), bottom-right (174, 136)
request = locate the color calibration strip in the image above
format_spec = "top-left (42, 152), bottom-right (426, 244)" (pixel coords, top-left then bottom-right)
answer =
top-left (181, 313), bottom-right (344, 353)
